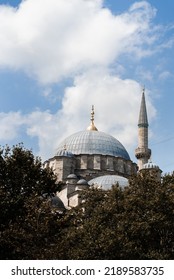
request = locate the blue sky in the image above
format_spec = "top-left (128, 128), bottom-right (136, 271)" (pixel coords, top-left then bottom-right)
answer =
top-left (0, 0), bottom-right (174, 174)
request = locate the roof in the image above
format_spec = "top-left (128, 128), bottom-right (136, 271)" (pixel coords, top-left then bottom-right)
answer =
top-left (88, 175), bottom-right (129, 190)
top-left (67, 174), bottom-right (78, 179)
top-left (51, 196), bottom-right (65, 210)
top-left (56, 149), bottom-right (74, 157)
top-left (77, 179), bottom-right (89, 185)
top-left (56, 130), bottom-right (130, 160)
top-left (143, 161), bottom-right (159, 170)
top-left (138, 90), bottom-right (148, 128)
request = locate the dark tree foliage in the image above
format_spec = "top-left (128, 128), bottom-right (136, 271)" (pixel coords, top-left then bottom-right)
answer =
top-left (60, 186), bottom-right (126, 260)
top-left (1, 145), bottom-right (174, 260)
top-left (0, 144), bottom-right (58, 259)
top-left (0, 194), bottom-right (64, 259)
top-left (119, 173), bottom-right (174, 259)
top-left (47, 174), bottom-right (174, 260)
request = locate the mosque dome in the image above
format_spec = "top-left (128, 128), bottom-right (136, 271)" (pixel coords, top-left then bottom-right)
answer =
top-left (88, 175), bottom-right (129, 190)
top-left (56, 106), bottom-right (130, 160)
top-left (56, 130), bottom-right (130, 160)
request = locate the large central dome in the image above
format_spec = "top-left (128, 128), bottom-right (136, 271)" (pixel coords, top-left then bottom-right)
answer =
top-left (56, 130), bottom-right (130, 160)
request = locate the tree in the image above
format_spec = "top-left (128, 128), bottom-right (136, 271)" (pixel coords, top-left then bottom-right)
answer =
top-left (1, 145), bottom-right (174, 260)
top-left (47, 186), bottom-right (126, 260)
top-left (0, 144), bottom-right (58, 259)
top-left (120, 173), bottom-right (174, 259)
top-left (48, 174), bottom-right (174, 260)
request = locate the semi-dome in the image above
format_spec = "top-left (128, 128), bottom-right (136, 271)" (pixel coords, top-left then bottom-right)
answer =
top-left (88, 175), bottom-right (129, 190)
top-left (56, 130), bottom-right (130, 160)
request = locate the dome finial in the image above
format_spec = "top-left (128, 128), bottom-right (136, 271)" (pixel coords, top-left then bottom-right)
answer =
top-left (87, 105), bottom-right (98, 131)
top-left (91, 105), bottom-right (95, 122)
top-left (142, 84), bottom-right (145, 94)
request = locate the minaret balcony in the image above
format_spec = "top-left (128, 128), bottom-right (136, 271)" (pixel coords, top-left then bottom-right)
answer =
top-left (135, 147), bottom-right (151, 159)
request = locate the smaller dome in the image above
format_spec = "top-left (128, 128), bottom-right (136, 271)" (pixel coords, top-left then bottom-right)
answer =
top-left (143, 161), bottom-right (159, 170)
top-left (51, 196), bottom-right (65, 210)
top-left (88, 175), bottom-right (128, 190)
top-left (77, 179), bottom-right (89, 185)
top-left (56, 149), bottom-right (74, 157)
top-left (67, 174), bottom-right (78, 179)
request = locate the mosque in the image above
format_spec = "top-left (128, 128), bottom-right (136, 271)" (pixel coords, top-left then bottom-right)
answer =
top-left (44, 89), bottom-right (162, 210)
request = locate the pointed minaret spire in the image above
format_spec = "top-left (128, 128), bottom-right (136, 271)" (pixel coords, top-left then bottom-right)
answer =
top-left (87, 105), bottom-right (98, 131)
top-left (138, 86), bottom-right (148, 127)
top-left (135, 87), bottom-right (151, 170)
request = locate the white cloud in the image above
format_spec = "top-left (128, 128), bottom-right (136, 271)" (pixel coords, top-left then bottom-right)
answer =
top-left (0, 0), bottom-right (162, 161)
top-left (0, 109), bottom-right (59, 159)
top-left (0, 0), bottom-right (160, 84)
top-left (58, 70), bottom-right (156, 150)
top-left (135, 66), bottom-right (154, 82)
top-left (0, 112), bottom-right (25, 140)
top-left (0, 70), bottom-right (156, 161)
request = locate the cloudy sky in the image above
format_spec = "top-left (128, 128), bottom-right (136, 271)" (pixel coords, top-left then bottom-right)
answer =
top-left (0, 0), bottom-right (174, 173)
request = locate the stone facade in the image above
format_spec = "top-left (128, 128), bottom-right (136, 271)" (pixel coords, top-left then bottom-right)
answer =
top-left (45, 153), bottom-right (137, 183)
top-left (44, 91), bottom-right (160, 209)
top-left (44, 155), bottom-right (76, 182)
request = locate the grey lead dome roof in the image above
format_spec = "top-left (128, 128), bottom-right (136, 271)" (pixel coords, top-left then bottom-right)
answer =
top-left (143, 161), bottom-right (159, 170)
top-left (56, 149), bottom-right (74, 157)
top-left (88, 175), bottom-right (129, 190)
top-left (56, 130), bottom-right (130, 160)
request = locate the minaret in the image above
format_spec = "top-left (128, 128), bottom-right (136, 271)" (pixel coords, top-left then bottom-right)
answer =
top-left (135, 88), bottom-right (151, 170)
top-left (87, 105), bottom-right (98, 131)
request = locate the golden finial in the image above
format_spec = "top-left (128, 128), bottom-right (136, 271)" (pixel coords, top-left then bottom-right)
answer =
top-left (87, 105), bottom-right (98, 131)
top-left (91, 105), bottom-right (95, 122)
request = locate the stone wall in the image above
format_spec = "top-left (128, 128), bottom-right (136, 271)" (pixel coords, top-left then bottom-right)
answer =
top-left (74, 154), bottom-right (137, 180)
top-left (45, 154), bottom-right (137, 183)
top-left (45, 156), bottom-right (75, 182)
